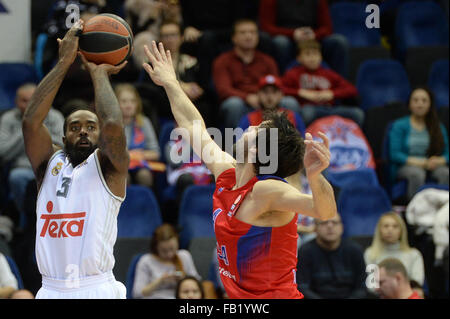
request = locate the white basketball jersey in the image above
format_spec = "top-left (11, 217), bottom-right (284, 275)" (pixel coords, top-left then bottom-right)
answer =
top-left (35, 149), bottom-right (125, 280)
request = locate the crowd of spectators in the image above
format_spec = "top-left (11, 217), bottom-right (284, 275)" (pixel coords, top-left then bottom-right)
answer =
top-left (0, 0), bottom-right (448, 299)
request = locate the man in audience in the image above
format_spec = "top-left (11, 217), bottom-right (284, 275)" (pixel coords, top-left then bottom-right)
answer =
top-left (213, 19), bottom-right (300, 129)
top-left (297, 213), bottom-right (368, 299)
top-left (0, 252), bottom-right (18, 298)
top-left (282, 40), bottom-right (364, 127)
top-left (238, 74), bottom-right (305, 136)
top-left (377, 258), bottom-right (424, 299)
top-left (0, 84), bottom-right (64, 229)
top-left (259, 0), bottom-right (349, 76)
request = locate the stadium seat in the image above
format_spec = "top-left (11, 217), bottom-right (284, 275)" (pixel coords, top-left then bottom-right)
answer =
top-left (330, 2), bottom-right (381, 47)
top-left (188, 237), bottom-right (217, 280)
top-left (437, 107), bottom-right (449, 136)
top-left (405, 46), bottom-right (449, 88)
top-left (113, 237), bottom-right (151, 284)
top-left (416, 183), bottom-right (450, 194)
top-left (395, 1), bottom-right (449, 60)
top-left (117, 185), bottom-right (162, 238)
top-left (325, 167), bottom-right (380, 189)
top-left (125, 253), bottom-right (143, 299)
top-left (6, 255), bottom-right (24, 289)
top-left (348, 46), bottom-right (390, 84)
top-left (356, 59), bottom-right (411, 110)
top-left (337, 184), bottom-right (392, 237)
top-left (178, 184), bottom-right (216, 249)
top-left (0, 63), bottom-right (38, 110)
top-left (428, 59), bottom-right (449, 108)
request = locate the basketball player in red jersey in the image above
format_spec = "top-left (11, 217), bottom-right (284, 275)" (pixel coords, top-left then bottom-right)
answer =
top-left (143, 41), bottom-right (337, 299)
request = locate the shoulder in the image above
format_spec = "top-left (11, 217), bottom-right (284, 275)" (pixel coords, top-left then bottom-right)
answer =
top-left (393, 116), bottom-right (410, 127)
top-left (214, 50), bottom-right (233, 63)
top-left (256, 51), bottom-right (277, 63)
top-left (253, 178), bottom-right (293, 196)
top-left (298, 239), bottom-right (318, 255)
top-left (215, 167), bottom-right (236, 187)
top-left (408, 247), bottom-right (424, 260)
top-left (342, 239), bottom-right (364, 254)
top-left (137, 253), bottom-right (156, 267)
top-left (178, 249), bottom-right (193, 259)
top-left (1, 109), bottom-right (18, 122)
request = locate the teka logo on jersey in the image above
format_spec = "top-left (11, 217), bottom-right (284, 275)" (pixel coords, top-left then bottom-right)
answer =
top-left (40, 201), bottom-right (86, 238)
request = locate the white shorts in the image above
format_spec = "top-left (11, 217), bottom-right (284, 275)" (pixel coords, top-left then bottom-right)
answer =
top-left (36, 271), bottom-right (126, 299)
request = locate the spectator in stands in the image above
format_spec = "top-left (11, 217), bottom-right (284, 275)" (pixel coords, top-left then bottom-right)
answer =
top-left (365, 212), bottom-right (425, 285)
top-left (238, 74), bottom-right (305, 136)
top-left (389, 87), bottom-right (449, 200)
top-left (213, 19), bottom-right (300, 129)
top-left (376, 258), bottom-right (423, 299)
top-left (297, 213), bottom-right (368, 299)
top-left (282, 40), bottom-right (364, 127)
top-left (410, 280), bottom-right (425, 299)
top-left (115, 83), bottom-right (160, 188)
top-left (124, 0), bottom-right (182, 36)
top-left (175, 275), bottom-right (205, 299)
top-left (259, 0), bottom-right (350, 76)
top-left (140, 20), bottom-right (216, 127)
top-left (0, 84), bottom-right (64, 229)
top-left (0, 252), bottom-right (18, 298)
top-left (179, 0), bottom-right (248, 86)
top-left (132, 224), bottom-right (201, 299)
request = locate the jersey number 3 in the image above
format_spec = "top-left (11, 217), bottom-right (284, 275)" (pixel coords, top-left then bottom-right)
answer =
top-left (57, 177), bottom-right (72, 198)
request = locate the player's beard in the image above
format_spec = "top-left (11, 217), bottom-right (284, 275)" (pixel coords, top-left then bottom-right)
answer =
top-left (64, 140), bottom-right (97, 167)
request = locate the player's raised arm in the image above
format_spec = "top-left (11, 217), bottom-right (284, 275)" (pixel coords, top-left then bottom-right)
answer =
top-left (256, 132), bottom-right (337, 220)
top-left (78, 53), bottom-right (129, 197)
top-left (142, 41), bottom-right (235, 178)
top-left (23, 20), bottom-right (84, 186)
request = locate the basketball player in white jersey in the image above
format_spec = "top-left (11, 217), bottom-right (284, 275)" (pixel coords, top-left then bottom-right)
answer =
top-left (22, 20), bottom-right (130, 298)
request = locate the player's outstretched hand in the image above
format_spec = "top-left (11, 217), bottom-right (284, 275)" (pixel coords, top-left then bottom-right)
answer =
top-left (142, 41), bottom-right (177, 87)
top-left (303, 131), bottom-right (331, 180)
top-left (78, 51), bottom-right (128, 76)
top-left (57, 19), bottom-right (84, 67)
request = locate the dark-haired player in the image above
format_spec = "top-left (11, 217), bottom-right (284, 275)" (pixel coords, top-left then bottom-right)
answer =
top-left (22, 20), bottom-right (129, 298)
top-left (143, 41), bottom-right (337, 299)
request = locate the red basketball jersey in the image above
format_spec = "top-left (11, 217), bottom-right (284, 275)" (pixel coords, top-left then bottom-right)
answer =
top-left (213, 168), bottom-right (304, 299)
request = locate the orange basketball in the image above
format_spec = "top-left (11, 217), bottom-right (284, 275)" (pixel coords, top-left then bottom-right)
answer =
top-left (79, 14), bottom-right (134, 66)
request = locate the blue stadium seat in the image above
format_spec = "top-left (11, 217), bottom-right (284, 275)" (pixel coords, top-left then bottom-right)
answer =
top-left (325, 167), bottom-right (380, 189)
top-left (330, 2), bottom-right (381, 47)
top-left (125, 253), bottom-right (143, 299)
top-left (158, 120), bottom-right (176, 163)
top-left (416, 183), bottom-right (449, 194)
top-left (178, 184), bottom-right (216, 249)
top-left (0, 63), bottom-right (38, 110)
top-left (428, 59), bottom-right (449, 108)
top-left (395, 1), bottom-right (449, 60)
top-left (117, 185), bottom-right (162, 238)
top-left (337, 184), bottom-right (392, 237)
top-left (6, 255), bottom-right (24, 289)
top-left (356, 59), bottom-right (411, 110)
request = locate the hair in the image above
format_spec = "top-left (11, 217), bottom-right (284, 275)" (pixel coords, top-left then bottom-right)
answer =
top-left (175, 275), bottom-right (205, 299)
top-left (159, 19), bottom-right (182, 33)
top-left (408, 86), bottom-right (445, 157)
top-left (150, 223), bottom-right (184, 272)
top-left (378, 258), bottom-right (409, 280)
top-left (16, 82), bottom-right (36, 93)
top-left (297, 39), bottom-right (321, 55)
top-left (63, 106), bottom-right (96, 136)
top-left (366, 212), bottom-right (411, 261)
top-left (231, 18), bottom-right (258, 35)
top-left (409, 280), bottom-right (422, 290)
top-left (254, 111), bottom-right (305, 178)
top-left (114, 83), bottom-right (145, 127)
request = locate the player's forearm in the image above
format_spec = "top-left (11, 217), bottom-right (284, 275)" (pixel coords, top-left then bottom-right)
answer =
top-left (23, 61), bottom-right (70, 129)
top-left (163, 79), bottom-right (206, 130)
top-left (308, 174), bottom-right (337, 220)
top-left (90, 70), bottom-right (123, 126)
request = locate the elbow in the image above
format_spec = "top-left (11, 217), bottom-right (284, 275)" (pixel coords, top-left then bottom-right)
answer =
top-left (316, 205), bottom-right (337, 221)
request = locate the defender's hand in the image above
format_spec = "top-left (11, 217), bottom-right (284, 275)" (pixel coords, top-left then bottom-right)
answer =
top-left (142, 41), bottom-right (177, 87)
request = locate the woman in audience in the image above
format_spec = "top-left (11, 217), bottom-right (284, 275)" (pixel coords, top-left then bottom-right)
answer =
top-left (115, 83), bottom-right (160, 188)
top-left (132, 224), bottom-right (201, 299)
top-left (389, 87), bottom-right (449, 200)
top-left (365, 212), bottom-right (425, 285)
top-left (175, 275), bottom-right (205, 299)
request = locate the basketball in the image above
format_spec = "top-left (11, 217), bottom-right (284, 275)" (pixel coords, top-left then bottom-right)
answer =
top-left (79, 14), bottom-right (134, 66)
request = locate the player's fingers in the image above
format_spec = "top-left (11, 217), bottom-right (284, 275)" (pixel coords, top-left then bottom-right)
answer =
top-left (312, 140), bottom-right (331, 158)
top-left (78, 51), bottom-right (89, 65)
top-left (317, 131), bottom-right (330, 149)
top-left (67, 19), bottom-right (84, 38)
top-left (158, 42), bottom-right (168, 63)
top-left (143, 45), bottom-right (157, 65)
top-left (311, 145), bottom-right (330, 165)
top-left (143, 63), bottom-right (154, 76)
top-left (166, 50), bottom-right (173, 66)
top-left (151, 40), bottom-right (163, 62)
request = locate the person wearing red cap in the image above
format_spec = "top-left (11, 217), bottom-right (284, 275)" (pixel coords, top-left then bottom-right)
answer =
top-left (238, 75), bottom-right (306, 137)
